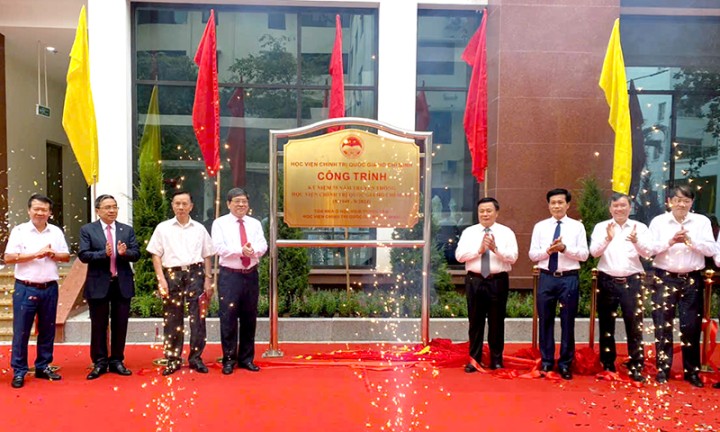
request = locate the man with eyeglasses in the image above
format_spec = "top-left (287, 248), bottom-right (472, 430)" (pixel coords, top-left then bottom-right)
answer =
top-left (211, 188), bottom-right (267, 374)
top-left (5, 194), bottom-right (70, 389)
top-left (79, 194), bottom-right (140, 380)
top-left (147, 191), bottom-right (215, 376)
top-left (648, 185), bottom-right (716, 387)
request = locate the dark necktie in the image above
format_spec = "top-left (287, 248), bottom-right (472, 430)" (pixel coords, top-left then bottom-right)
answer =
top-left (106, 224), bottom-right (117, 276)
top-left (239, 218), bottom-right (251, 267)
top-left (480, 227), bottom-right (491, 278)
top-left (548, 220), bottom-right (561, 273)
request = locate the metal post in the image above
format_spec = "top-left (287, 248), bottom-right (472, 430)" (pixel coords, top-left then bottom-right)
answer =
top-left (701, 269), bottom-right (715, 371)
top-left (263, 128), bottom-right (282, 358)
top-left (589, 268), bottom-right (598, 349)
top-left (421, 135), bottom-right (433, 346)
top-left (532, 266), bottom-right (539, 351)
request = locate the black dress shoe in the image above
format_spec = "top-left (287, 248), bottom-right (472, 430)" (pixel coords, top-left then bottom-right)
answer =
top-left (629, 370), bottom-right (645, 383)
top-left (540, 365), bottom-right (553, 374)
top-left (464, 363), bottom-right (477, 373)
top-left (656, 371), bottom-right (668, 384)
top-left (35, 368), bottom-right (62, 381)
top-left (11, 376), bottom-right (24, 389)
top-left (489, 363), bottom-right (504, 370)
top-left (87, 365), bottom-right (107, 380)
top-left (559, 368), bottom-right (572, 380)
top-left (603, 364), bottom-right (616, 373)
top-left (221, 363), bottom-right (234, 375)
top-left (162, 364), bottom-right (180, 376)
top-left (239, 362), bottom-right (260, 372)
top-left (713, 382), bottom-right (720, 389)
top-left (109, 363), bottom-right (132, 376)
top-left (685, 373), bottom-right (704, 388)
top-left (189, 360), bottom-right (209, 374)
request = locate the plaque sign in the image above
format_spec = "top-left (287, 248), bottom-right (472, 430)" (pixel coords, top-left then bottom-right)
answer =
top-left (284, 129), bottom-right (420, 228)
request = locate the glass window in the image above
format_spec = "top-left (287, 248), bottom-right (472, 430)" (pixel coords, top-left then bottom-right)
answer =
top-left (133, 5), bottom-right (378, 267)
top-left (417, 10), bottom-right (481, 267)
top-left (623, 13), bottom-right (720, 223)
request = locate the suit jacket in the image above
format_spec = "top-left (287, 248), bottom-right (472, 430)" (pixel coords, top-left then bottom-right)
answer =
top-left (78, 220), bottom-right (140, 300)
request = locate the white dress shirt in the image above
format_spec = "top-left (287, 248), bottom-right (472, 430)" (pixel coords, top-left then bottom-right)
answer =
top-left (529, 216), bottom-right (589, 271)
top-left (6, 221), bottom-right (69, 283)
top-left (211, 213), bottom-right (268, 269)
top-left (146, 217), bottom-right (215, 268)
top-left (455, 222), bottom-right (518, 274)
top-left (590, 219), bottom-right (652, 277)
top-left (715, 232), bottom-right (720, 267)
top-left (648, 211), bottom-right (715, 273)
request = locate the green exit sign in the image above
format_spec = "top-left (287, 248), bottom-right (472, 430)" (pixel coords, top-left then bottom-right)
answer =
top-left (36, 104), bottom-right (51, 118)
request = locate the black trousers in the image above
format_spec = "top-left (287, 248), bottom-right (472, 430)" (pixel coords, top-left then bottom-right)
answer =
top-left (597, 272), bottom-right (644, 371)
top-left (537, 273), bottom-right (579, 370)
top-left (218, 267), bottom-right (259, 366)
top-left (651, 269), bottom-right (703, 375)
top-left (88, 278), bottom-right (131, 367)
top-left (465, 271), bottom-right (509, 366)
top-left (162, 267), bottom-right (206, 365)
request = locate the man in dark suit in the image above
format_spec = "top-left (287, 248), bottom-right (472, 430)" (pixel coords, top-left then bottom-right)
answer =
top-left (78, 194), bottom-right (140, 380)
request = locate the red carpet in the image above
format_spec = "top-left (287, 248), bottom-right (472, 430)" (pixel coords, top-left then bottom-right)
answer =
top-left (1, 342), bottom-right (720, 431)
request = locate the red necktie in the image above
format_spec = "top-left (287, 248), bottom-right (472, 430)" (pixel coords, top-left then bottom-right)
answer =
top-left (239, 219), bottom-right (251, 267)
top-left (106, 224), bottom-right (117, 276)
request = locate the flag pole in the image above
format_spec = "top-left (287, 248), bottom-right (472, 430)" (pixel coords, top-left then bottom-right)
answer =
top-left (483, 168), bottom-right (488, 196)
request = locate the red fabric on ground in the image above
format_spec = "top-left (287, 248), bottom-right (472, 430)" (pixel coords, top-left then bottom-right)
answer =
top-left (1, 343), bottom-right (719, 431)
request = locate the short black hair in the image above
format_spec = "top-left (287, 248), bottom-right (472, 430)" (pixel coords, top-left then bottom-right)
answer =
top-left (610, 193), bottom-right (630, 205)
top-left (94, 194), bottom-right (116, 209)
top-left (477, 197), bottom-right (500, 211)
top-left (546, 188), bottom-right (571, 203)
top-left (28, 193), bottom-right (53, 209)
top-left (670, 185), bottom-right (694, 201)
top-left (226, 187), bottom-right (249, 202)
top-left (171, 190), bottom-right (193, 202)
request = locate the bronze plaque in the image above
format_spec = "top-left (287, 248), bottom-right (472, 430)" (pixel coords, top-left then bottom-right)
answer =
top-left (284, 129), bottom-right (420, 228)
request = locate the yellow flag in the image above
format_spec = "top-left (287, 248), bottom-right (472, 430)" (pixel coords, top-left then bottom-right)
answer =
top-left (62, 5), bottom-right (98, 186)
top-left (599, 19), bottom-right (631, 194)
top-left (139, 86), bottom-right (161, 174)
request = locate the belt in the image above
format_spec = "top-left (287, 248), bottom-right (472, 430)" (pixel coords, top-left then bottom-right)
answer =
top-left (656, 269), bottom-right (701, 280)
top-left (467, 271), bottom-right (507, 280)
top-left (16, 279), bottom-right (55, 289)
top-left (221, 265), bottom-right (257, 274)
top-left (599, 272), bottom-right (638, 284)
top-left (167, 262), bottom-right (203, 272)
top-left (540, 269), bottom-right (579, 278)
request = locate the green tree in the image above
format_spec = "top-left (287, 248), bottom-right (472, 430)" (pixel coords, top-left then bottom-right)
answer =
top-left (576, 176), bottom-right (609, 316)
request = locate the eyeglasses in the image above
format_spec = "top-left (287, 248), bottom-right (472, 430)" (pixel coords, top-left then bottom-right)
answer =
top-left (230, 199), bottom-right (249, 205)
top-left (98, 206), bottom-right (119, 211)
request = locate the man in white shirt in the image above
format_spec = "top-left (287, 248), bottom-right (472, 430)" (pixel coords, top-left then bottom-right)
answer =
top-left (589, 193), bottom-right (652, 382)
top-left (648, 185), bottom-right (716, 387)
top-left (5, 194), bottom-right (70, 389)
top-left (212, 188), bottom-right (268, 374)
top-left (456, 197), bottom-right (518, 372)
top-left (147, 191), bottom-right (215, 376)
top-left (529, 188), bottom-right (589, 380)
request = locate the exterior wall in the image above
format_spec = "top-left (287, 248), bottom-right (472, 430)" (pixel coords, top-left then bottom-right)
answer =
top-left (4, 41), bottom-right (87, 246)
top-left (486, 0), bottom-right (620, 287)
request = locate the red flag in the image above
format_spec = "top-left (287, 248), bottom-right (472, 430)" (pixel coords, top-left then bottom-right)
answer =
top-left (462, 11), bottom-right (488, 183)
top-left (192, 9), bottom-right (220, 177)
top-left (416, 89), bottom-right (430, 131)
top-left (328, 14), bottom-right (345, 132)
top-left (226, 86), bottom-right (246, 188)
